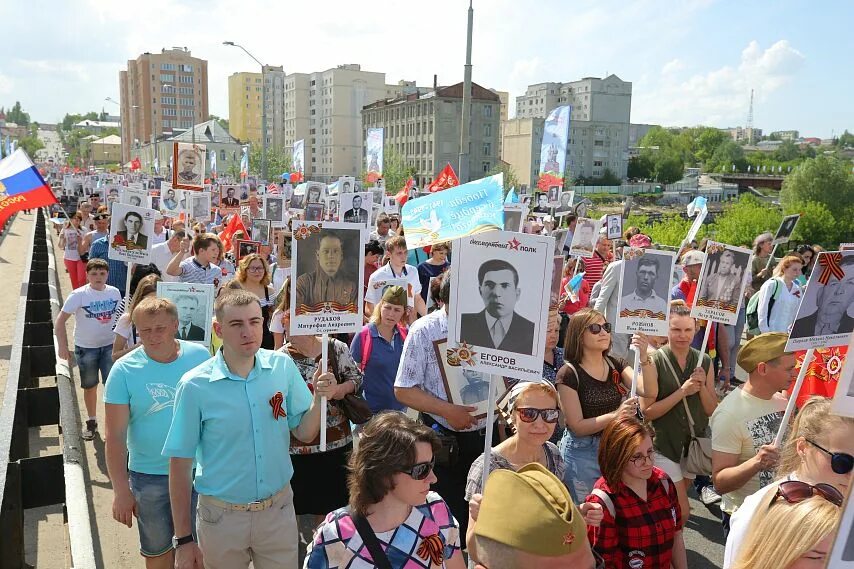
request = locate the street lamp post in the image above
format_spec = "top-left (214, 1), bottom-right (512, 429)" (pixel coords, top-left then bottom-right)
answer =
top-left (459, 0), bottom-right (474, 184)
top-left (224, 41), bottom-right (268, 180)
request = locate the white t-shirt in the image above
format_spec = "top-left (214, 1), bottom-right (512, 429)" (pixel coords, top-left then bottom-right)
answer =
top-left (113, 312), bottom-right (142, 349)
top-left (269, 308), bottom-right (286, 334)
top-left (366, 263), bottom-right (421, 307)
top-left (150, 242), bottom-right (180, 282)
top-left (61, 284), bottom-right (122, 348)
top-left (150, 228), bottom-right (168, 245)
top-left (271, 266), bottom-right (289, 297)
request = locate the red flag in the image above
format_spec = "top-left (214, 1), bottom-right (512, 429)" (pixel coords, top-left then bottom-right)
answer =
top-left (395, 177), bottom-right (415, 206)
top-left (794, 346), bottom-right (848, 408)
top-left (130, 157), bottom-right (141, 171)
top-left (427, 163), bottom-right (459, 192)
top-left (218, 213), bottom-right (248, 252)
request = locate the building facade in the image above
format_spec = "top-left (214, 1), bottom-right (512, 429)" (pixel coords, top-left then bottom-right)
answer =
top-left (119, 47), bottom-right (209, 163)
top-left (136, 120), bottom-right (242, 178)
top-left (506, 75), bottom-right (632, 183)
top-left (89, 134), bottom-right (122, 165)
top-left (362, 82), bottom-right (501, 187)
top-left (501, 117), bottom-right (544, 190)
top-left (228, 71), bottom-right (262, 145)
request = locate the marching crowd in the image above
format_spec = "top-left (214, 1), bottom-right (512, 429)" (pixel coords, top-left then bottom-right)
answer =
top-left (50, 189), bottom-right (849, 569)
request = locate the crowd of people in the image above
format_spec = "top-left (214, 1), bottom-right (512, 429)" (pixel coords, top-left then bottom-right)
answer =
top-left (49, 187), bottom-right (849, 569)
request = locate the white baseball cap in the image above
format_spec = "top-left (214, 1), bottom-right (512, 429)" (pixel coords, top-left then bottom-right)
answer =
top-left (681, 250), bottom-right (705, 266)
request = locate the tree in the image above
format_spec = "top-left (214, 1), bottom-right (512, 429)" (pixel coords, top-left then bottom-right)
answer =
top-left (653, 151), bottom-right (684, 184)
top-left (773, 140), bottom-right (800, 162)
top-left (61, 113), bottom-right (83, 131)
top-left (99, 110), bottom-right (109, 121)
top-left (487, 162), bottom-right (519, 194)
top-left (713, 194), bottom-right (783, 247)
top-left (17, 134), bottom-right (43, 157)
top-left (781, 155), bottom-right (854, 211)
top-left (694, 127), bottom-right (729, 165)
top-left (837, 130), bottom-right (854, 148)
top-left (638, 126), bottom-right (676, 150)
top-left (627, 153), bottom-right (654, 180)
top-left (624, 213), bottom-right (704, 247)
top-left (705, 141), bottom-right (746, 173)
top-left (786, 201), bottom-right (840, 249)
top-left (248, 145), bottom-right (291, 178)
top-left (6, 101), bottom-right (30, 126)
top-left (209, 114), bottom-right (229, 132)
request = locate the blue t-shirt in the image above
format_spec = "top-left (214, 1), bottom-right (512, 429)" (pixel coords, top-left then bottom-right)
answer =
top-left (104, 341), bottom-right (211, 475)
top-left (350, 324), bottom-right (406, 414)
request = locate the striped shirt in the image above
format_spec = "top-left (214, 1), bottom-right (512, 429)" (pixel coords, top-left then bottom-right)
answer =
top-left (583, 251), bottom-right (608, 285)
top-left (178, 257), bottom-right (223, 286)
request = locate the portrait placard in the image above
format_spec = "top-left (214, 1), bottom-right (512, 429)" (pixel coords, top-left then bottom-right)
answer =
top-left (337, 176), bottom-right (355, 196)
top-left (158, 185), bottom-right (183, 217)
top-left (827, 457), bottom-right (854, 567)
top-left (503, 205), bottom-right (527, 233)
top-left (236, 240), bottom-right (261, 260)
top-left (220, 184), bottom-right (241, 208)
top-left (616, 248), bottom-right (677, 336)
top-left (290, 221), bottom-right (365, 335)
top-left (551, 229), bottom-right (569, 257)
top-left (547, 186), bottom-right (562, 207)
top-left (108, 203), bottom-right (155, 264)
top-left (172, 142), bottom-right (206, 191)
top-left (773, 213), bottom-right (800, 246)
top-left (447, 230), bottom-right (554, 382)
top-left (691, 242), bottom-right (753, 325)
top-left (324, 196), bottom-right (339, 221)
top-left (190, 192), bottom-right (211, 222)
top-left (305, 203), bottom-right (324, 222)
top-left (606, 214), bottom-right (623, 240)
top-left (433, 339), bottom-right (497, 419)
top-left (121, 186), bottom-right (149, 209)
top-left (549, 256), bottom-right (564, 310)
top-left (365, 277), bottom-right (414, 309)
top-left (305, 182), bottom-right (326, 205)
top-left (156, 282), bottom-right (214, 347)
top-left (567, 217), bottom-right (601, 258)
top-left (339, 192), bottom-right (372, 228)
top-left (531, 191), bottom-right (551, 215)
top-left (264, 196), bottom-right (287, 227)
top-left (554, 190), bottom-right (575, 216)
top-left (786, 251), bottom-right (854, 352)
top-left (830, 334), bottom-right (854, 418)
top-left (251, 218), bottom-right (272, 246)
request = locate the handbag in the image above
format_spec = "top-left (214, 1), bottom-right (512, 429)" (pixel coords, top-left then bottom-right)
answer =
top-left (351, 510), bottom-right (393, 569)
top-left (325, 338), bottom-right (374, 425)
top-left (658, 350), bottom-right (713, 476)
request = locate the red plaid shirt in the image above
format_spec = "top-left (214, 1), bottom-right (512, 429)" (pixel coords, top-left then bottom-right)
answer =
top-left (585, 467), bottom-right (681, 569)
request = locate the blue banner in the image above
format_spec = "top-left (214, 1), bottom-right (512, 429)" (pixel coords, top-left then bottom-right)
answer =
top-left (401, 173), bottom-right (504, 249)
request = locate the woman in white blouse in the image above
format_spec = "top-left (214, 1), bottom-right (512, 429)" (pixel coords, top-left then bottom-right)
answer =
top-left (757, 254), bottom-right (803, 334)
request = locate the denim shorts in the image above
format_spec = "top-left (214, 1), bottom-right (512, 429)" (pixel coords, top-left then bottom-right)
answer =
top-left (129, 471), bottom-right (198, 557)
top-left (560, 431), bottom-right (602, 503)
top-left (74, 344), bottom-right (113, 389)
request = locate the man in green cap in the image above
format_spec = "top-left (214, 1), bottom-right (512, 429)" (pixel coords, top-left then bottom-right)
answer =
top-left (469, 463), bottom-right (598, 568)
top-left (710, 331), bottom-right (794, 537)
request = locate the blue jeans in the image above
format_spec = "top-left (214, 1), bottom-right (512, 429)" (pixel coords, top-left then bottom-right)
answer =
top-left (129, 471), bottom-right (198, 557)
top-left (74, 344), bottom-right (113, 389)
top-left (560, 431), bottom-right (602, 502)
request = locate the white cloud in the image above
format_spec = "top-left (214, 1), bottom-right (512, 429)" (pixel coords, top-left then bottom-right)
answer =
top-left (661, 59), bottom-right (685, 75)
top-left (0, 72), bottom-right (13, 95)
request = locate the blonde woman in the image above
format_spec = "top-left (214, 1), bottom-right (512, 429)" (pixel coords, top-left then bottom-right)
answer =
top-left (724, 396), bottom-right (854, 567)
top-left (111, 274), bottom-right (160, 362)
top-left (235, 252), bottom-right (276, 348)
top-left (757, 254), bottom-right (803, 333)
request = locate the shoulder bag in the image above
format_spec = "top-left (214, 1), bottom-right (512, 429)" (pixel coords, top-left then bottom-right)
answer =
top-left (658, 350), bottom-right (712, 476)
top-left (351, 511), bottom-right (394, 569)
top-left (326, 338), bottom-right (373, 425)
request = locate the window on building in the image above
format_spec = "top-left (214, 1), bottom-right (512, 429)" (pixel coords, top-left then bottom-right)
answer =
top-left (220, 149), bottom-right (226, 161)
top-left (594, 160), bottom-right (603, 167)
top-left (483, 142), bottom-right (491, 156)
top-left (484, 123), bottom-right (492, 137)
top-left (594, 140), bottom-right (604, 147)
top-left (482, 161), bottom-right (491, 173)
top-left (483, 105), bottom-right (493, 118)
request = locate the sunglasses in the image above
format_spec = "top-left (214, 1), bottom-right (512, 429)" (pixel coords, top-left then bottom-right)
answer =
top-left (807, 439), bottom-right (854, 475)
top-left (516, 407), bottom-right (560, 424)
top-left (402, 457), bottom-right (435, 481)
top-left (774, 480), bottom-right (843, 507)
top-left (586, 322), bottom-right (612, 335)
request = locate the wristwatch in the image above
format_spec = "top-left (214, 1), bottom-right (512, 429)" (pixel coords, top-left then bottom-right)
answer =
top-left (172, 534), bottom-right (194, 549)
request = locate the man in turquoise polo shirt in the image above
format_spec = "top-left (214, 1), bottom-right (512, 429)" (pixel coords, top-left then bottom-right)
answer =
top-left (104, 297), bottom-right (211, 569)
top-left (163, 289), bottom-right (337, 569)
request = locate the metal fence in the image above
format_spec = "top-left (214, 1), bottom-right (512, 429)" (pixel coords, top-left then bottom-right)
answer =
top-left (0, 209), bottom-right (95, 569)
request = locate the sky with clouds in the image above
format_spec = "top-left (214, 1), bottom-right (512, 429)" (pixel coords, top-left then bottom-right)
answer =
top-left (0, 0), bottom-right (850, 137)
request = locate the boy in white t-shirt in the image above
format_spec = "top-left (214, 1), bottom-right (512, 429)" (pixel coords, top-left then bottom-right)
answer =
top-left (55, 258), bottom-right (122, 440)
top-left (365, 235), bottom-right (425, 324)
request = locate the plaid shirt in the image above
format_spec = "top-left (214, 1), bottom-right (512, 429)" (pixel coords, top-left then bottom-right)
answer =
top-left (585, 467), bottom-right (681, 569)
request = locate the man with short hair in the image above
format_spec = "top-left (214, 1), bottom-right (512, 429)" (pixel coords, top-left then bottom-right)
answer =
top-left (104, 298), bottom-right (210, 569)
top-left (790, 255), bottom-right (854, 337)
top-left (294, 231), bottom-right (358, 312)
top-left (166, 233), bottom-right (223, 286)
top-left (221, 187), bottom-right (240, 207)
top-left (164, 290), bottom-right (336, 569)
top-left (369, 212), bottom-right (392, 245)
top-left (365, 235), bottom-right (426, 322)
top-left (343, 194), bottom-right (368, 224)
top-left (151, 230), bottom-right (186, 282)
top-left (113, 211), bottom-right (148, 250)
top-left (162, 189), bottom-right (179, 210)
top-left (620, 255), bottom-right (669, 320)
top-left (55, 259), bottom-right (122, 440)
top-left (711, 332), bottom-right (792, 537)
top-left (583, 233), bottom-right (611, 286)
top-left (175, 295), bottom-right (205, 341)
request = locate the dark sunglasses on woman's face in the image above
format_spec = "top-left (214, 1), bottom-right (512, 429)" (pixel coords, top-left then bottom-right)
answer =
top-left (402, 457), bottom-right (435, 481)
top-left (586, 322), bottom-right (612, 335)
top-left (807, 439), bottom-right (854, 475)
top-left (774, 480), bottom-right (843, 507)
top-left (516, 407), bottom-right (560, 424)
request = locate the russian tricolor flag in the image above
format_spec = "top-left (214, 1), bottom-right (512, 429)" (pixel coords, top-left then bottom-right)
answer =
top-left (0, 149), bottom-right (58, 229)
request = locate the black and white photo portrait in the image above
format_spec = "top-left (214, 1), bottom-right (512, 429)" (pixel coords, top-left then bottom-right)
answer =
top-left (606, 214), bottom-right (623, 240)
top-left (503, 205), bottom-right (526, 233)
top-left (554, 190), bottom-right (575, 215)
top-left (190, 193), bottom-right (211, 222)
top-left (532, 191), bottom-right (551, 214)
top-left (220, 185), bottom-right (240, 208)
top-left (691, 242), bottom-right (752, 326)
top-left (788, 251), bottom-right (854, 351)
top-left (305, 203), bottom-right (324, 222)
top-left (172, 142), bottom-right (205, 190)
top-left (157, 282), bottom-right (214, 347)
top-left (325, 196), bottom-right (339, 220)
top-left (773, 213), bottom-right (801, 246)
top-left (616, 248), bottom-right (677, 336)
top-left (340, 192), bottom-right (371, 226)
top-left (264, 196), bottom-right (286, 227)
top-left (306, 182), bottom-right (325, 205)
top-left (237, 239), bottom-right (261, 260)
top-left (251, 218), bottom-right (272, 246)
top-left (567, 217), bottom-right (600, 258)
top-left (108, 203), bottom-right (155, 264)
top-left (547, 186), bottom-right (561, 206)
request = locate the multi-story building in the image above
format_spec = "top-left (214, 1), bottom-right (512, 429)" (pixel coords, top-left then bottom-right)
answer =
top-left (629, 123), bottom-right (657, 147)
top-left (89, 134), bottom-right (123, 165)
top-left (770, 130), bottom-right (799, 141)
top-left (136, 120), bottom-right (242, 178)
top-left (501, 117), bottom-right (544, 190)
top-left (228, 71), bottom-right (262, 145)
top-left (505, 75), bottom-right (632, 184)
top-left (362, 82), bottom-right (501, 187)
top-left (119, 47), bottom-right (209, 164)
top-left (723, 126), bottom-right (762, 144)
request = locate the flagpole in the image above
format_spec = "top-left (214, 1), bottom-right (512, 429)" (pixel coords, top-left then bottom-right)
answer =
top-left (320, 334), bottom-right (328, 452)
top-left (774, 348), bottom-right (814, 447)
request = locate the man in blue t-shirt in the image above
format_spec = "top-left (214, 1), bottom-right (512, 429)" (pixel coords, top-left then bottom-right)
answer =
top-left (104, 297), bottom-right (211, 568)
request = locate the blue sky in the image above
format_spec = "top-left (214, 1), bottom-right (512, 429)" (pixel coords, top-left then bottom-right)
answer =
top-left (0, 0), bottom-right (850, 137)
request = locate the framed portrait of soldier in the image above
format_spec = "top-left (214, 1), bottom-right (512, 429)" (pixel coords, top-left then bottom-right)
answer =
top-left (567, 217), bottom-right (601, 258)
top-left (503, 205), bottom-right (526, 233)
top-left (290, 221), bottom-right (365, 335)
top-left (251, 218), bottom-right (272, 246)
top-left (190, 192), bottom-right (211, 222)
top-left (108, 203), bottom-right (155, 264)
top-left (370, 188), bottom-right (385, 207)
top-left (305, 203), bottom-right (324, 222)
top-left (236, 239), bottom-right (260, 260)
top-left (305, 182), bottom-right (326, 205)
top-left (554, 191), bottom-right (575, 216)
top-left (691, 242), bottom-right (752, 326)
top-left (551, 229), bottom-right (569, 257)
top-left (219, 185), bottom-right (241, 210)
top-left (547, 186), bottom-right (562, 207)
top-left (786, 251), bottom-right (854, 352)
top-left (325, 196), bottom-right (339, 221)
top-left (121, 186), bottom-right (149, 209)
top-left (773, 213), bottom-right (800, 246)
top-left (574, 198), bottom-right (593, 219)
top-left (531, 191), bottom-right (551, 215)
top-left (447, 230), bottom-right (554, 382)
top-left (616, 248), bottom-right (677, 336)
top-left (433, 339), bottom-right (496, 419)
top-left (384, 197), bottom-right (400, 216)
top-left (149, 194), bottom-right (161, 211)
top-left (338, 176), bottom-right (355, 196)
top-left (289, 188), bottom-right (304, 210)
top-left (172, 142), bottom-right (205, 191)
top-left (339, 192), bottom-right (372, 228)
top-left (606, 214), bottom-right (623, 240)
top-left (264, 196), bottom-right (286, 227)
top-left (158, 186), bottom-right (183, 217)
top-left (157, 282), bottom-right (214, 347)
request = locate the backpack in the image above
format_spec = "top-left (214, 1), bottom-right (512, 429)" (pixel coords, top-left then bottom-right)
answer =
top-left (591, 477), bottom-right (671, 518)
top-left (746, 278), bottom-right (781, 335)
top-left (358, 324), bottom-right (408, 372)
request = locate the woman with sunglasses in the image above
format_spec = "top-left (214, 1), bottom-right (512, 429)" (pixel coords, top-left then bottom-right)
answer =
top-left (235, 252), bottom-right (276, 348)
top-left (305, 412), bottom-right (465, 569)
top-left (586, 416), bottom-right (687, 569)
top-left (730, 489), bottom-right (840, 569)
top-left (640, 300), bottom-right (717, 523)
top-left (556, 308), bottom-right (649, 501)
top-left (724, 396), bottom-right (854, 567)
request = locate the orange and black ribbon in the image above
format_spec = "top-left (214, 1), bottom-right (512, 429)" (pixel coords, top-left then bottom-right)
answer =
top-left (269, 391), bottom-right (286, 420)
top-left (818, 253), bottom-right (845, 285)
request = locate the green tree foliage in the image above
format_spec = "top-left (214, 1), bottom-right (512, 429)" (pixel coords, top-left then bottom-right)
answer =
top-left (488, 162), bottom-right (520, 194)
top-left (705, 141), bottom-right (746, 173)
top-left (712, 194), bottom-right (783, 247)
top-left (625, 213), bottom-right (703, 247)
top-left (360, 146), bottom-right (414, 193)
top-left (773, 140), bottom-right (800, 162)
top-left (781, 155), bottom-right (854, 210)
top-left (209, 114), bottom-right (229, 132)
top-left (627, 154), bottom-right (654, 180)
top-left (17, 134), bottom-right (43, 157)
top-left (6, 101), bottom-right (30, 125)
top-left (248, 145), bottom-right (292, 179)
top-left (577, 168), bottom-right (622, 186)
top-left (653, 152), bottom-right (684, 184)
top-left (836, 130), bottom-right (854, 148)
top-left (787, 201), bottom-right (841, 248)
